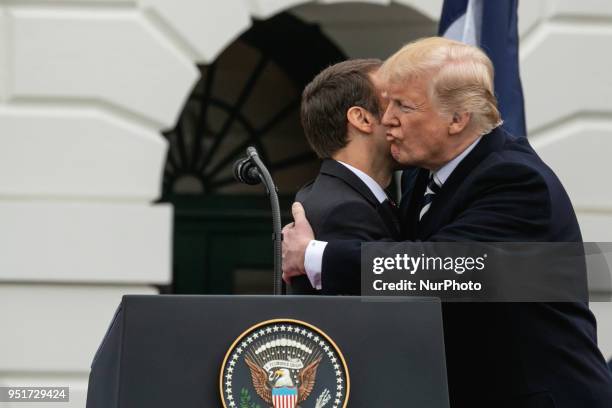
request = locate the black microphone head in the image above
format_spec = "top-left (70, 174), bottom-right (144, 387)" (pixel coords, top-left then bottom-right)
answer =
top-left (243, 165), bottom-right (261, 185)
top-left (233, 157), bottom-right (261, 185)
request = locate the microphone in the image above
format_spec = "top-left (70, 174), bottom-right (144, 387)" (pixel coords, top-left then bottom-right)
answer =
top-left (233, 156), bottom-right (261, 185)
top-left (232, 146), bottom-right (284, 296)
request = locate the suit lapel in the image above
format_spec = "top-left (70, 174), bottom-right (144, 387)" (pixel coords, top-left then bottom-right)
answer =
top-left (402, 127), bottom-right (508, 239)
top-left (400, 169), bottom-right (429, 240)
top-left (320, 160), bottom-right (380, 206)
top-left (377, 199), bottom-right (402, 239)
top-left (321, 159), bottom-right (400, 238)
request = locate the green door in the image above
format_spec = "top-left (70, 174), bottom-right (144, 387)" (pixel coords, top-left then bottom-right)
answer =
top-left (171, 195), bottom-right (294, 294)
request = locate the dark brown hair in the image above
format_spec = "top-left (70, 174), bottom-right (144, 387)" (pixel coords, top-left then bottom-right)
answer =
top-left (301, 59), bottom-right (382, 158)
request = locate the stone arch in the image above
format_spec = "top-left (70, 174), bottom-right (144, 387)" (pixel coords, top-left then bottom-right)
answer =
top-left (157, 1), bottom-right (439, 294)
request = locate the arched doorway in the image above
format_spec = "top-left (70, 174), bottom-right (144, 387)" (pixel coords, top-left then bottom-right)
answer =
top-left (161, 12), bottom-right (346, 294)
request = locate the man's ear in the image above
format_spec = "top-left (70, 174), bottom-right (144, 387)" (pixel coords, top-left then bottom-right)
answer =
top-left (449, 111), bottom-right (471, 135)
top-left (347, 106), bottom-right (374, 134)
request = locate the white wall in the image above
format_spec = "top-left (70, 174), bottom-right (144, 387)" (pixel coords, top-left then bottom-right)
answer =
top-left (0, 0), bottom-right (208, 406)
top-left (519, 0), bottom-right (612, 360)
top-left (0, 1), bottom-right (610, 406)
top-left (0, 1), bottom-right (258, 405)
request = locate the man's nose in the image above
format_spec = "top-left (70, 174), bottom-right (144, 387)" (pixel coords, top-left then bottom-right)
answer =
top-left (382, 106), bottom-right (399, 127)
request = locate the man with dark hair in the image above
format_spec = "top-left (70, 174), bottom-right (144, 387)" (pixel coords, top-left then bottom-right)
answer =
top-left (288, 59), bottom-right (401, 295)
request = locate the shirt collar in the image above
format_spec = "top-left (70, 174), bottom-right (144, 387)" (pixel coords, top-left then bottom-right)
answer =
top-left (434, 136), bottom-right (482, 186)
top-left (336, 160), bottom-right (388, 204)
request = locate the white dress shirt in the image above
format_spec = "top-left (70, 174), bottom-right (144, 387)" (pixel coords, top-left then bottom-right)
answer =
top-left (304, 137), bottom-right (482, 289)
top-left (304, 160), bottom-right (388, 289)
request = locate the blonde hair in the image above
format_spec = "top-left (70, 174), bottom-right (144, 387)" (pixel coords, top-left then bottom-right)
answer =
top-left (380, 37), bottom-right (502, 134)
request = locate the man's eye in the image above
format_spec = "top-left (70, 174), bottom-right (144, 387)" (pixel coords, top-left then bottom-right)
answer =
top-left (399, 104), bottom-right (414, 112)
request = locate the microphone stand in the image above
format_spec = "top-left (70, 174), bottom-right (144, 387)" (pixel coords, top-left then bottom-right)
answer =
top-left (236, 147), bottom-right (284, 295)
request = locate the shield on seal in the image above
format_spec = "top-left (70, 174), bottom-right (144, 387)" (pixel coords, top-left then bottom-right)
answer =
top-left (271, 386), bottom-right (298, 408)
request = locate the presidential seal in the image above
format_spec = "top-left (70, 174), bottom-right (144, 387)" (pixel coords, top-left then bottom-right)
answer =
top-left (220, 319), bottom-right (349, 408)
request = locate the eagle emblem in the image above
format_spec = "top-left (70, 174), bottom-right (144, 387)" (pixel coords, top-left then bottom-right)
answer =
top-left (245, 356), bottom-right (321, 407)
top-left (220, 319), bottom-right (349, 408)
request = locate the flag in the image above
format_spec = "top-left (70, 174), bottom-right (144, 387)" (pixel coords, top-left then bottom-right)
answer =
top-left (438, 0), bottom-right (527, 138)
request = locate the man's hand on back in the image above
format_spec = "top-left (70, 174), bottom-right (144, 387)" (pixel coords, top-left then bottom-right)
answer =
top-left (281, 202), bottom-right (314, 283)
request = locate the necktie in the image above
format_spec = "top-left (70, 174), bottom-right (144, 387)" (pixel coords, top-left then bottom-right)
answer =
top-left (419, 173), bottom-right (441, 221)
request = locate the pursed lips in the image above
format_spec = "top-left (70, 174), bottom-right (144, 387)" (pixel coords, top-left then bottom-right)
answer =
top-left (386, 130), bottom-right (400, 141)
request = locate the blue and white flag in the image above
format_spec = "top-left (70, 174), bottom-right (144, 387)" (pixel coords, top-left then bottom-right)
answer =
top-left (439, 0), bottom-right (527, 138)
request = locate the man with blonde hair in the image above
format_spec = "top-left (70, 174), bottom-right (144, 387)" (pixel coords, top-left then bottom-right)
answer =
top-left (380, 36), bottom-right (502, 172)
top-left (282, 37), bottom-right (612, 407)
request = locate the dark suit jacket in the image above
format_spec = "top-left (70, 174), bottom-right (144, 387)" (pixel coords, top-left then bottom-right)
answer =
top-left (289, 159), bottom-right (400, 295)
top-left (322, 128), bottom-right (612, 407)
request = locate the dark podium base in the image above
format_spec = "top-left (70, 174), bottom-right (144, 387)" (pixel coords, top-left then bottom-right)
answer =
top-left (87, 295), bottom-right (449, 407)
